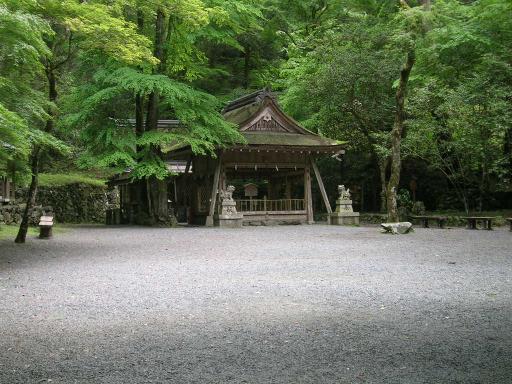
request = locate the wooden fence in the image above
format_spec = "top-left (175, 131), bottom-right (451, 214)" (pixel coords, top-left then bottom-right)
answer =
top-left (235, 198), bottom-right (305, 212)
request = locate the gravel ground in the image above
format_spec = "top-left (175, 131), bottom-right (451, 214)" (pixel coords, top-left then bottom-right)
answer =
top-left (1, 224), bottom-right (511, 383)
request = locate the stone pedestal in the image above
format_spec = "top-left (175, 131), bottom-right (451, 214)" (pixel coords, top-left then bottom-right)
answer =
top-left (330, 198), bottom-right (360, 225)
top-left (214, 186), bottom-right (243, 228)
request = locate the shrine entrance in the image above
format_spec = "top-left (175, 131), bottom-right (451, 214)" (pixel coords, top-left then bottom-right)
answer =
top-left (225, 165), bottom-right (307, 225)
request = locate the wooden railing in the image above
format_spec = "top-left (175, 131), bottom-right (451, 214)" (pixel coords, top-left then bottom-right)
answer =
top-left (236, 198), bottom-right (305, 212)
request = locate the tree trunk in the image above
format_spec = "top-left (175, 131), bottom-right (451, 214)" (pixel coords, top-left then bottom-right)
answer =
top-left (141, 8), bottom-right (170, 226)
top-left (14, 148), bottom-right (40, 243)
top-left (15, 66), bottom-right (57, 243)
top-left (135, 11), bottom-right (145, 145)
top-left (378, 157), bottom-right (388, 213)
top-left (461, 192), bottom-right (469, 214)
top-left (149, 178), bottom-right (169, 226)
top-left (129, 11), bottom-right (149, 223)
top-left (478, 164), bottom-right (486, 213)
top-left (386, 50), bottom-right (415, 222)
top-left (243, 46), bottom-right (251, 89)
top-left (505, 126), bottom-right (512, 181)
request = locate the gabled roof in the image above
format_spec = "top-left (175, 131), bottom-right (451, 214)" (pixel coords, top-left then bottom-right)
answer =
top-left (222, 89), bottom-right (344, 148)
top-left (224, 92), bottom-right (309, 135)
top-left (222, 88), bottom-right (277, 114)
top-left (117, 89), bottom-right (345, 155)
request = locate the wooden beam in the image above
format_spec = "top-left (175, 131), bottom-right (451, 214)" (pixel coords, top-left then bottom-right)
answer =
top-left (304, 162), bottom-right (314, 224)
top-left (223, 162), bottom-right (306, 169)
top-left (205, 153), bottom-right (222, 227)
top-left (184, 156), bottom-right (192, 174)
top-left (220, 165), bottom-right (226, 191)
top-left (311, 158), bottom-right (332, 215)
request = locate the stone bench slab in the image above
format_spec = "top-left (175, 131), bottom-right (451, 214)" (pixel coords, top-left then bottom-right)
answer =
top-left (381, 222), bottom-right (413, 235)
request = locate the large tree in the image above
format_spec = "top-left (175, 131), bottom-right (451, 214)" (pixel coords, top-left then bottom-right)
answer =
top-left (281, 5), bottom-right (401, 213)
top-left (0, 1), bottom-right (52, 179)
top-left (12, 0), bottom-right (155, 242)
top-left (68, 0), bottom-right (262, 225)
top-left (404, 0), bottom-right (512, 212)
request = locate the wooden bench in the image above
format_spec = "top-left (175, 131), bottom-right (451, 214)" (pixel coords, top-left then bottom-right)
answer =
top-left (409, 215), bottom-right (447, 229)
top-left (39, 215), bottom-right (54, 239)
top-left (506, 218), bottom-right (512, 232)
top-left (465, 216), bottom-right (494, 230)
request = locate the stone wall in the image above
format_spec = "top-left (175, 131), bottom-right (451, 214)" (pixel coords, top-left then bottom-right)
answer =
top-left (6, 183), bottom-right (108, 224)
top-left (0, 205), bottom-right (53, 226)
top-left (34, 183), bottom-right (107, 223)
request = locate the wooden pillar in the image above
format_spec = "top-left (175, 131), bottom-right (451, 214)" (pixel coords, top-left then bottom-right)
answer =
top-left (184, 156), bottom-right (192, 174)
top-left (285, 176), bottom-right (291, 210)
top-left (311, 159), bottom-right (332, 220)
top-left (285, 176), bottom-right (291, 199)
top-left (206, 153), bottom-right (222, 227)
top-left (5, 177), bottom-right (11, 202)
top-left (220, 166), bottom-right (227, 191)
top-left (304, 162), bottom-right (314, 224)
top-left (268, 179), bottom-right (274, 200)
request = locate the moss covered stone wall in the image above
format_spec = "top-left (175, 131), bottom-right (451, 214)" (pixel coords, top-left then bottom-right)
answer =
top-left (34, 183), bottom-right (107, 223)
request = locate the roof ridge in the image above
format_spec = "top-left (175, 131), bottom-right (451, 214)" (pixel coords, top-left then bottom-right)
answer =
top-left (222, 88), bottom-right (276, 114)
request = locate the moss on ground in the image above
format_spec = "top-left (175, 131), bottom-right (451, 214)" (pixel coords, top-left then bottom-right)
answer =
top-left (0, 225), bottom-right (37, 240)
top-left (39, 173), bottom-right (106, 188)
top-left (0, 224), bottom-right (69, 241)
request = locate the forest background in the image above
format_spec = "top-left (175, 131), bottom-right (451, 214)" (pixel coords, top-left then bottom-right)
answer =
top-left (1, 0), bottom-right (511, 239)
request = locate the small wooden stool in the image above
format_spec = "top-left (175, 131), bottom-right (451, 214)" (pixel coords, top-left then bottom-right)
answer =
top-left (39, 216), bottom-right (54, 239)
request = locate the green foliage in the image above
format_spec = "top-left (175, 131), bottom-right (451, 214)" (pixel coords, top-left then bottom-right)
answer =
top-left (62, 0), bottom-right (261, 183)
top-left (38, 172), bottom-right (106, 187)
top-left (397, 189), bottom-right (413, 210)
top-left (2, 0), bottom-right (511, 214)
top-left (0, 104), bottom-right (30, 166)
top-left (69, 65), bottom-right (243, 178)
top-left (0, 2), bottom-right (52, 170)
top-left (64, 1), bottom-right (157, 66)
top-left (278, 0), bottom-right (511, 211)
top-left (0, 223), bottom-right (69, 240)
top-left (403, 0), bottom-right (512, 210)
top-left (281, 5), bottom-right (401, 159)
top-left (0, 224), bottom-right (38, 240)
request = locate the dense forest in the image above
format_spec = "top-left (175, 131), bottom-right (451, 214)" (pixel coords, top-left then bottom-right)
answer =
top-left (1, 0), bottom-right (511, 239)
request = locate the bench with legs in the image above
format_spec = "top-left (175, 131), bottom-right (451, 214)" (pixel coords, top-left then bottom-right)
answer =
top-left (409, 215), bottom-right (447, 229)
top-left (465, 216), bottom-right (494, 230)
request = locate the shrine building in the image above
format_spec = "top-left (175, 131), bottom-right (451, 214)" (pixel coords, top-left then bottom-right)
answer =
top-left (112, 89), bottom-right (346, 226)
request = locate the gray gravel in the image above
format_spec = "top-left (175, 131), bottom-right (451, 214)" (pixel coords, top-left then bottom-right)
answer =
top-left (1, 225), bottom-right (511, 383)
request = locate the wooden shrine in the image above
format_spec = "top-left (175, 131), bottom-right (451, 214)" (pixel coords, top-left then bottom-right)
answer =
top-left (111, 89), bottom-right (345, 226)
